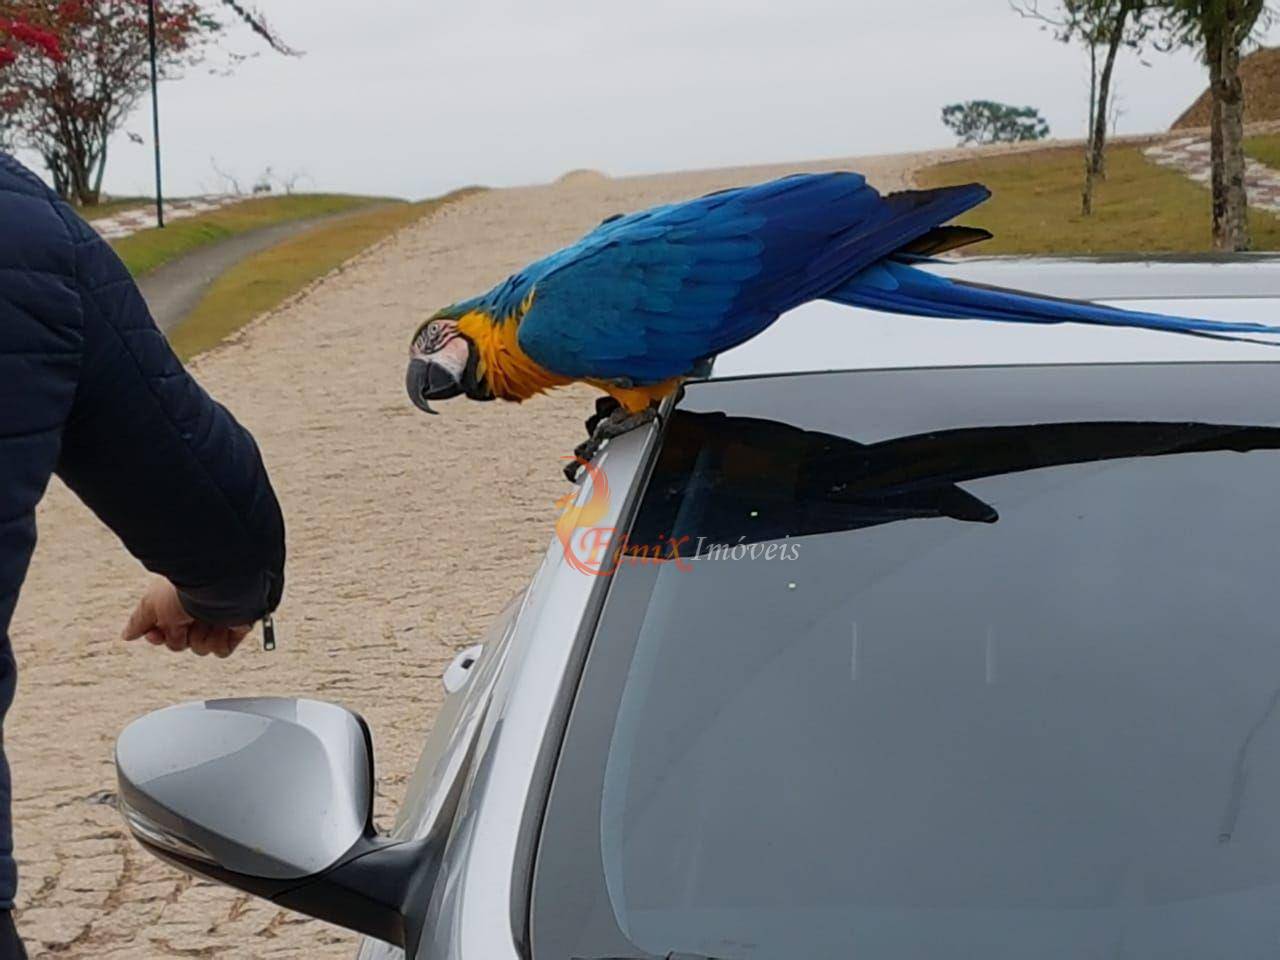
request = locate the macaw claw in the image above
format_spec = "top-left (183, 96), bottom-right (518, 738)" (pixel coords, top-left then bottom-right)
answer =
top-left (584, 395), bottom-right (622, 436)
top-left (564, 402), bottom-right (660, 482)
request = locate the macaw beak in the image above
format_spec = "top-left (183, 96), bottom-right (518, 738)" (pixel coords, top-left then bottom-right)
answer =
top-left (406, 357), bottom-right (462, 414)
top-left (406, 336), bottom-right (471, 414)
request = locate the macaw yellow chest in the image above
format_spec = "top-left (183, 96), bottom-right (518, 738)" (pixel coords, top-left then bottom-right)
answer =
top-left (457, 304), bottom-right (683, 412)
top-left (457, 310), bottom-right (571, 402)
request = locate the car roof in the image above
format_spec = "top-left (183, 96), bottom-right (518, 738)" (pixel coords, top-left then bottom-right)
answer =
top-left (709, 256), bottom-right (1280, 380)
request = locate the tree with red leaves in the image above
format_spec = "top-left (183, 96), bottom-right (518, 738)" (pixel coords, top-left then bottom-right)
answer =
top-left (0, 0), bottom-right (292, 206)
top-left (0, 4), bottom-right (62, 80)
top-left (0, 18), bottom-right (62, 68)
top-left (2, 7), bottom-right (54, 87)
top-left (0, 5), bottom-right (61, 149)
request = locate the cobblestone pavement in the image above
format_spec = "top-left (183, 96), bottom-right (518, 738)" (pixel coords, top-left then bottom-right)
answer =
top-left (91, 196), bottom-right (238, 239)
top-left (10, 149), bottom-right (937, 958)
top-left (1145, 136), bottom-right (1280, 212)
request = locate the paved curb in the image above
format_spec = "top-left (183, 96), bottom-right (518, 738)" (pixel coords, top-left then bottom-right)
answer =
top-left (1144, 136), bottom-right (1280, 213)
top-left (91, 195), bottom-right (239, 240)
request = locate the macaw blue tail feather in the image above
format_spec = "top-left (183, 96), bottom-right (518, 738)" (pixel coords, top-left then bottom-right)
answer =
top-left (827, 259), bottom-right (1280, 346)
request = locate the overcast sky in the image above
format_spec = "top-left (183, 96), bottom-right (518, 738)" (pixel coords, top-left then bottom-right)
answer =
top-left (18, 0), bottom-right (1280, 200)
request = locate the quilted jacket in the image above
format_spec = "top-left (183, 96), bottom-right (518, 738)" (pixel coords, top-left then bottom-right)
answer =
top-left (0, 151), bottom-right (285, 908)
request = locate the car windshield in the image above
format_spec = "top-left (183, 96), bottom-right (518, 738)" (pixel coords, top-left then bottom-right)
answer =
top-left (531, 363), bottom-right (1280, 960)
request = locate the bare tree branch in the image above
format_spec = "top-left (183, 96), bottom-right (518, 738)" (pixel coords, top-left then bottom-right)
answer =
top-left (1010, 0), bottom-right (1070, 28)
top-left (215, 0), bottom-right (301, 56)
top-left (210, 156), bottom-right (244, 195)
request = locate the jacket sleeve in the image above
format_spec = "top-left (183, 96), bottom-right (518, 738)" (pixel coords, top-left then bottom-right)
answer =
top-left (52, 209), bottom-right (285, 625)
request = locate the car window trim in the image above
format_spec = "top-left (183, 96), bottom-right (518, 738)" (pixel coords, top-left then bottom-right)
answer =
top-left (509, 394), bottom-right (676, 958)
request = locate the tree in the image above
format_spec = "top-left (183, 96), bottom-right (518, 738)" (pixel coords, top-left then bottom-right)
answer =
top-left (0, 4), bottom-right (63, 148)
top-left (0, 1), bottom-right (294, 206)
top-left (941, 100), bottom-right (1051, 145)
top-left (1163, 0), bottom-right (1274, 251)
top-left (1013, 0), bottom-right (1157, 215)
top-left (214, 0), bottom-right (296, 56)
top-left (0, 7), bottom-right (62, 67)
top-left (0, 1), bottom-right (218, 206)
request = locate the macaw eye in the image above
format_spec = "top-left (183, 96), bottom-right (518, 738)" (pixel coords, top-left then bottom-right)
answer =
top-left (415, 322), bottom-right (438, 351)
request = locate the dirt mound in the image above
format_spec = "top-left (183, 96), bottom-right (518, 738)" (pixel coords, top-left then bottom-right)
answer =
top-left (1173, 46), bottom-right (1280, 129)
top-left (556, 168), bottom-right (609, 184)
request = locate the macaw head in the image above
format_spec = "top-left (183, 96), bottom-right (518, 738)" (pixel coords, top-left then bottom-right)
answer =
top-left (406, 301), bottom-right (493, 414)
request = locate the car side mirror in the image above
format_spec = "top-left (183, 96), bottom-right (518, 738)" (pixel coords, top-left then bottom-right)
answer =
top-left (115, 698), bottom-right (439, 952)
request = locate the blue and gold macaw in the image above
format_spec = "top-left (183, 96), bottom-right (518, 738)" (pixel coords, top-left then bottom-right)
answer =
top-left (407, 172), bottom-right (1280, 478)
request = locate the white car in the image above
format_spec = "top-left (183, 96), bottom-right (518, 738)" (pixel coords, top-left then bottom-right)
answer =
top-left (117, 256), bottom-right (1280, 960)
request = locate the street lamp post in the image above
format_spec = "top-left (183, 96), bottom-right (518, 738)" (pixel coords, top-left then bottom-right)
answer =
top-left (146, 0), bottom-right (164, 228)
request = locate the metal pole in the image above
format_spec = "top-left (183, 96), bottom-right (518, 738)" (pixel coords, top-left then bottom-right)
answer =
top-left (147, 0), bottom-right (164, 228)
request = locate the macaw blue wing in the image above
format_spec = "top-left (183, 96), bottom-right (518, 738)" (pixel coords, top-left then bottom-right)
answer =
top-left (828, 259), bottom-right (1280, 344)
top-left (515, 173), bottom-right (991, 382)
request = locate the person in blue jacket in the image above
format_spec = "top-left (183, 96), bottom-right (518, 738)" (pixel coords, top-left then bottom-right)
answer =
top-left (0, 151), bottom-right (285, 956)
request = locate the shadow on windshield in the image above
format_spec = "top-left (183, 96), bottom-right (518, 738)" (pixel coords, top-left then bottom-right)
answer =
top-left (631, 412), bottom-right (1280, 549)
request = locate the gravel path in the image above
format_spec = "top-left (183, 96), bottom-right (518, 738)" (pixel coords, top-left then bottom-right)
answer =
top-left (10, 149), bottom-right (938, 958)
top-left (1145, 134), bottom-right (1280, 212)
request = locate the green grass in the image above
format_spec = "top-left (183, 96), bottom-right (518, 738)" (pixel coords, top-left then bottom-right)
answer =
top-left (1245, 132), bottom-right (1280, 170)
top-left (916, 144), bottom-right (1280, 254)
top-left (167, 189), bottom-right (482, 360)
top-left (111, 193), bottom-right (390, 277)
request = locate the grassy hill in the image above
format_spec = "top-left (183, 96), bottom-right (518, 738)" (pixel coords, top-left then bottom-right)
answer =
top-left (917, 143), bottom-right (1280, 254)
top-left (111, 194), bottom-right (390, 276)
top-left (168, 189), bottom-right (482, 360)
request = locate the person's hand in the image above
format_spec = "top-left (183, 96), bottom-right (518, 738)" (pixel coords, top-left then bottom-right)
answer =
top-left (121, 578), bottom-right (251, 658)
